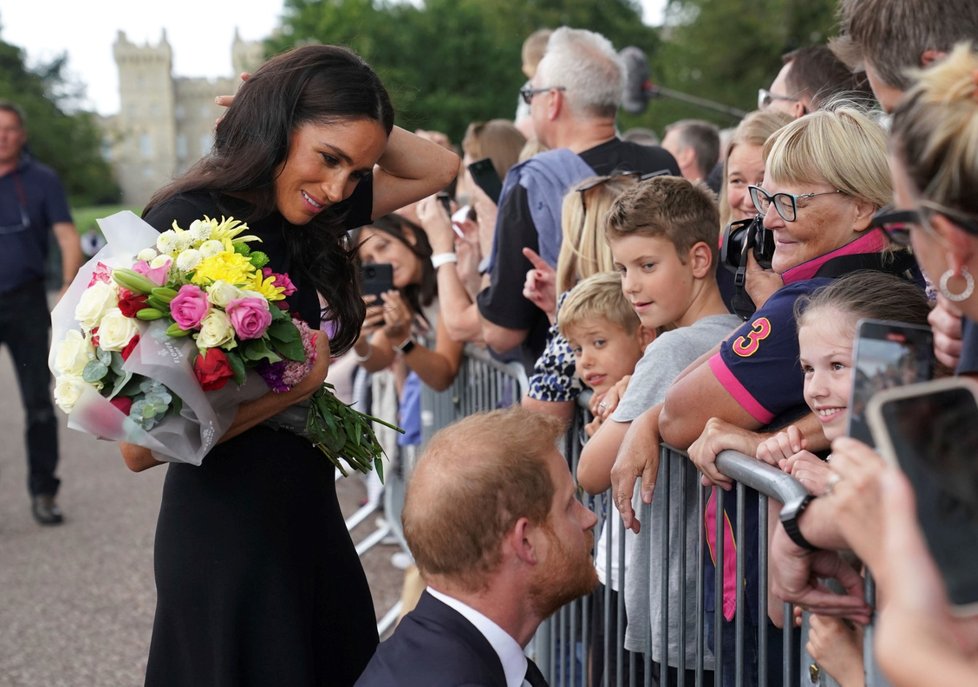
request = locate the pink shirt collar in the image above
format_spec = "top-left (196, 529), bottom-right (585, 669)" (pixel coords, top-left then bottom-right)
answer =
top-left (780, 230), bottom-right (887, 285)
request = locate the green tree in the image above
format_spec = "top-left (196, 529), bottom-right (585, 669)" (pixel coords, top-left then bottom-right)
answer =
top-left (270, 0), bottom-right (659, 143)
top-left (0, 37), bottom-right (119, 205)
top-left (636, 0), bottom-right (839, 133)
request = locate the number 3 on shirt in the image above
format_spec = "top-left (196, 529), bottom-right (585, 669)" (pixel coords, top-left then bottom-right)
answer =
top-left (732, 317), bottom-right (772, 357)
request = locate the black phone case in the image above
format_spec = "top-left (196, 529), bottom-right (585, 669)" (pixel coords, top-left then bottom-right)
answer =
top-left (467, 158), bottom-right (502, 204)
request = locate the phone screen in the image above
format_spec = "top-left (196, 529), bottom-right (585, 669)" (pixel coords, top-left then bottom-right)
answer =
top-left (875, 382), bottom-right (978, 610)
top-left (847, 319), bottom-right (934, 446)
top-left (467, 158), bottom-right (503, 205)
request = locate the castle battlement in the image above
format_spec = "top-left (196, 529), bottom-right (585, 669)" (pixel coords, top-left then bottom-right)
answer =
top-left (103, 29), bottom-right (262, 207)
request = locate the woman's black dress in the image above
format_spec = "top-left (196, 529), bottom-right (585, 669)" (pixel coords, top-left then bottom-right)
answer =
top-left (142, 190), bottom-right (378, 687)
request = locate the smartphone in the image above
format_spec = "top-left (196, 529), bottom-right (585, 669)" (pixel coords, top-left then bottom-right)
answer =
top-left (360, 263), bottom-right (394, 304)
top-left (846, 318), bottom-right (934, 446)
top-left (467, 157), bottom-right (503, 204)
top-left (867, 376), bottom-right (978, 614)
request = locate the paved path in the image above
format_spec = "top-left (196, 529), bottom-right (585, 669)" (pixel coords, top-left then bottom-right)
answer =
top-left (0, 340), bottom-right (404, 685)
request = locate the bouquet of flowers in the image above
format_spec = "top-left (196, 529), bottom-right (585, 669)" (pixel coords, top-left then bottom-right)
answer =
top-left (49, 211), bottom-right (396, 477)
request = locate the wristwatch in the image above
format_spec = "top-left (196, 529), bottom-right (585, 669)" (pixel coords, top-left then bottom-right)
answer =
top-left (395, 336), bottom-right (417, 355)
top-left (779, 493), bottom-right (819, 551)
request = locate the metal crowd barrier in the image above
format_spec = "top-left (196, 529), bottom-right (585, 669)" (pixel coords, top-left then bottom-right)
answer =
top-left (384, 347), bottom-right (877, 686)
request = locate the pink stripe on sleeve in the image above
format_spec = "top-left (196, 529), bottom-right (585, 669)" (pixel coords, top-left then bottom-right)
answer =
top-left (708, 353), bottom-right (776, 425)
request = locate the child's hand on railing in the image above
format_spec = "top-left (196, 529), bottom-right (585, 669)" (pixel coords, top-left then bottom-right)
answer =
top-left (756, 424), bottom-right (805, 466)
top-left (687, 417), bottom-right (761, 489)
top-left (781, 451), bottom-right (834, 496)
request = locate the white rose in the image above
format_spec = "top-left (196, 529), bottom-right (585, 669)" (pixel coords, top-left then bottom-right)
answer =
top-left (188, 219), bottom-right (213, 242)
top-left (196, 310), bottom-right (236, 349)
top-left (98, 308), bottom-right (140, 352)
top-left (198, 239), bottom-right (225, 258)
top-left (206, 280), bottom-right (244, 308)
top-left (175, 248), bottom-right (202, 272)
top-left (156, 230), bottom-right (178, 255)
top-left (53, 375), bottom-right (89, 413)
top-left (136, 248), bottom-right (158, 262)
top-left (75, 280), bottom-right (119, 331)
top-left (55, 330), bottom-right (94, 375)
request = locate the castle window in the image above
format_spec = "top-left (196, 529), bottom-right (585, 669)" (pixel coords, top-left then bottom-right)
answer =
top-left (140, 134), bottom-right (153, 159)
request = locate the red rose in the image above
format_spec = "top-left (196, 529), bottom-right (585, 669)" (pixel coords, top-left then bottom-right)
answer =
top-left (121, 334), bottom-right (140, 361)
top-left (193, 347), bottom-right (235, 391)
top-left (110, 396), bottom-right (133, 415)
top-left (117, 288), bottom-right (149, 318)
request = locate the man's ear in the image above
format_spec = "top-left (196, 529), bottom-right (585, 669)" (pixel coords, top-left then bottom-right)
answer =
top-left (510, 516), bottom-right (542, 565)
top-left (687, 241), bottom-right (714, 278)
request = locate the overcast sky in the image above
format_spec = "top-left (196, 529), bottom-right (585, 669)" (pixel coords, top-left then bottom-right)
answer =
top-left (0, 0), bottom-right (667, 116)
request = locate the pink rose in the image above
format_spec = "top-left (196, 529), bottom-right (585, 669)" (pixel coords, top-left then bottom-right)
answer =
top-left (169, 284), bottom-right (210, 330)
top-left (225, 297), bottom-right (272, 340)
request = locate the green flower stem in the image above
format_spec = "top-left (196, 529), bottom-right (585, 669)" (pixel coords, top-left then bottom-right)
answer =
top-left (304, 382), bottom-right (403, 482)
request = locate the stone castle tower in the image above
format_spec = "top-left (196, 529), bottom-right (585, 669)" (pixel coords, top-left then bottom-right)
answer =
top-left (105, 29), bottom-right (264, 206)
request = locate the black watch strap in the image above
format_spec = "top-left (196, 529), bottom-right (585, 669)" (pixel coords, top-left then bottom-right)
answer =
top-left (395, 337), bottom-right (416, 355)
top-left (780, 493), bottom-right (819, 551)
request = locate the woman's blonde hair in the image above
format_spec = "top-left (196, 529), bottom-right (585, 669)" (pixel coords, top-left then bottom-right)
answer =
top-left (461, 119), bottom-right (527, 182)
top-left (555, 175), bottom-right (634, 294)
top-left (718, 109), bottom-right (793, 228)
top-left (890, 42), bottom-right (978, 229)
top-left (763, 103), bottom-right (891, 209)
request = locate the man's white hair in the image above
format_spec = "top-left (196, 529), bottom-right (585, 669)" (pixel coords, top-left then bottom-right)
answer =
top-left (535, 27), bottom-right (624, 118)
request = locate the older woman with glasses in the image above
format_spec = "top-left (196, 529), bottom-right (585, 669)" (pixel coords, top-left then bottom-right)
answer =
top-left (609, 103), bottom-right (923, 687)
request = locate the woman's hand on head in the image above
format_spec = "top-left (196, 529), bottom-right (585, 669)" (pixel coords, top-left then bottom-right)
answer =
top-left (214, 72), bottom-right (251, 123)
top-left (380, 290), bottom-right (413, 343)
top-left (744, 252), bottom-right (784, 309)
top-left (521, 248), bottom-right (557, 321)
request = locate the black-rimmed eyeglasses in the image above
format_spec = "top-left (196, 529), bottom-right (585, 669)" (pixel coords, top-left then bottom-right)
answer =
top-left (869, 207), bottom-right (918, 248)
top-left (748, 185), bottom-right (845, 222)
top-left (519, 85), bottom-right (566, 105)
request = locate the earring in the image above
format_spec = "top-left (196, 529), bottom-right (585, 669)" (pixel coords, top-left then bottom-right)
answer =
top-left (939, 267), bottom-right (975, 302)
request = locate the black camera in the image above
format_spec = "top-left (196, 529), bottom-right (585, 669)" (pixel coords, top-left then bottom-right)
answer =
top-left (720, 216), bottom-right (775, 272)
top-left (719, 216), bottom-right (775, 320)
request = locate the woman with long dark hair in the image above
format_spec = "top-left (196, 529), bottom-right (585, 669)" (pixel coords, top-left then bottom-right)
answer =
top-left (120, 44), bottom-right (458, 686)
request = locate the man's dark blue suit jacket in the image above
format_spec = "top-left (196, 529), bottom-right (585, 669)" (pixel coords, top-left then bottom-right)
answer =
top-left (355, 591), bottom-right (509, 686)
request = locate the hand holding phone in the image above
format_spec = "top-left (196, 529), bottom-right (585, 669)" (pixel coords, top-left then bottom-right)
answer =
top-left (867, 376), bottom-right (978, 614)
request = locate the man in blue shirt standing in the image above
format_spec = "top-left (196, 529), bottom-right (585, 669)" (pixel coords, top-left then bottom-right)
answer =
top-left (0, 100), bottom-right (83, 525)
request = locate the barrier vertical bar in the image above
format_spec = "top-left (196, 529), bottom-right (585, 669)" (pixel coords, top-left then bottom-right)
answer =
top-left (714, 488), bottom-right (724, 687)
top-left (758, 494), bottom-right (769, 687)
top-left (677, 454), bottom-right (687, 687)
top-left (734, 483), bottom-right (745, 687)
top-left (660, 452), bottom-right (671, 687)
top-left (695, 474), bottom-right (705, 687)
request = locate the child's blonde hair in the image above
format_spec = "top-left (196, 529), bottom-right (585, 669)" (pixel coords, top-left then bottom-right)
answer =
top-left (557, 271), bottom-right (640, 340)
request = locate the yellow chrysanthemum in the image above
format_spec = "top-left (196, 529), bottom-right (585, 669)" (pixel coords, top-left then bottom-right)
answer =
top-left (247, 271), bottom-right (287, 301)
top-left (191, 250), bottom-right (257, 287)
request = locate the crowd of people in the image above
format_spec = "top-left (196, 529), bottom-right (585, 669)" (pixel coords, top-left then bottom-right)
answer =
top-left (14, 0), bottom-right (978, 684)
